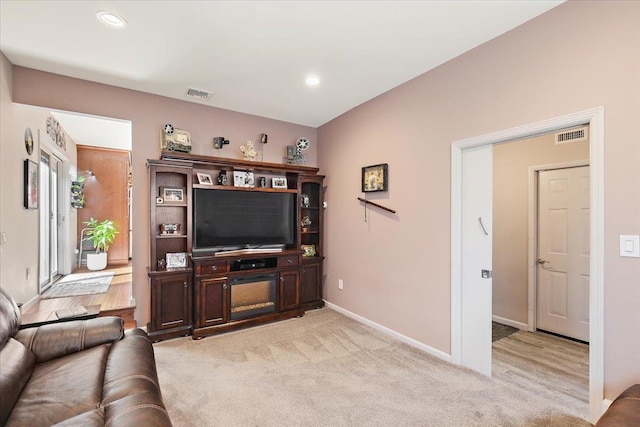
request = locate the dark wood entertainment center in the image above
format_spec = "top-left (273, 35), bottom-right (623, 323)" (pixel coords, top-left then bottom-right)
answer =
top-left (147, 153), bottom-right (325, 341)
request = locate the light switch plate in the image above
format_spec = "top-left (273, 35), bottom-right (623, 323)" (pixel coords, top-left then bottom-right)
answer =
top-left (620, 235), bottom-right (640, 258)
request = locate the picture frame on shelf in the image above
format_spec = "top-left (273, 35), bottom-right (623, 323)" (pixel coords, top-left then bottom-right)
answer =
top-left (160, 187), bottom-right (185, 203)
top-left (24, 159), bottom-right (38, 209)
top-left (159, 223), bottom-right (181, 235)
top-left (233, 170), bottom-right (255, 187)
top-left (272, 177), bottom-right (288, 189)
top-left (166, 252), bottom-right (188, 268)
top-left (362, 163), bottom-right (388, 193)
top-left (301, 244), bottom-right (316, 257)
top-left (197, 172), bottom-right (213, 185)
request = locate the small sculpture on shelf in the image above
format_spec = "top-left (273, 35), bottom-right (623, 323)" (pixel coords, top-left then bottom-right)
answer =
top-left (217, 170), bottom-right (228, 185)
top-left (301, 193), bottom-right (310, 208)
top-left (301, 215), bottom-right (312, 232)
top-left (239, 140), bottom-right (258, 161)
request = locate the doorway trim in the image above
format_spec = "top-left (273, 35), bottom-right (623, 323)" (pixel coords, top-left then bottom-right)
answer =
top-left (451, 107), bottom-right (604, 423)
top-left (527, 159), bottom-right (590, 332)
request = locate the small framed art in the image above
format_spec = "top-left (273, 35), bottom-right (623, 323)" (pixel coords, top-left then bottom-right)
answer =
top-left (362, 163), bottom-right (388, 192)
top-left (272, 177), bottom-right (288, 189)
top-left (160, 187), bottom-right (185, 203)
top-left (166, 252), bottom-right (188, 268)
top-left (24, 159), bottom-right (38, 209)
top-left (301, 244), bottom-right (316, 257)
top-left (197, 172), bottom-right (213, 185)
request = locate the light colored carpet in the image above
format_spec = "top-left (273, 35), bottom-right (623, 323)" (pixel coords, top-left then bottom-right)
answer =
top-left (41, 271), bottom-right (114, 299)
top-left (153, 308), bottom-right (592, 427)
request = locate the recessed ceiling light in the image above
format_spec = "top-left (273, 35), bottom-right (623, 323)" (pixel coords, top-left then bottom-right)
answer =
top-left (96, 11), bottom-right (127, 28)
top-left (305, 75), bottom-right (320, 87)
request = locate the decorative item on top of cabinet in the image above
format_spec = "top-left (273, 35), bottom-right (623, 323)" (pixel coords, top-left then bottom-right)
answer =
top-left (239, 140), bottom-right (258, 160)
top-left (213, 136), bottom-right (230, 150)
top-left (161, 124), bottom-right (192, 153)
top-left (286, 136), bottom-right (309, 165)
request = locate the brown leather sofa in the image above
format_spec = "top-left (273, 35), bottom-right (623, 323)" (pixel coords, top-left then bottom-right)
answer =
top-left (0, 288), bottom-right (172, 426)
top-left (596, 384), bottom-right (640, 426)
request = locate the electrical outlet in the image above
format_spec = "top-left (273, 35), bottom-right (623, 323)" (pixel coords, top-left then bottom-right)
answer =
top-left (338, 279), bottom-right (343, 290)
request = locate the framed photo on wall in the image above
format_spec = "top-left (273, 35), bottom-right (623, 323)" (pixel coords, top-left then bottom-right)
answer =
top-left (362, 163), bottom-right (388, 192)
top-left (24, 159), bottom-right (38, 209)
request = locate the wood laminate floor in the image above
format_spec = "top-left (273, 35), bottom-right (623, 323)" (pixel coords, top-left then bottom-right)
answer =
top-left (25, 262), bottom-right (136, 328)
top-left (492, 328), bottom-right (589, 420)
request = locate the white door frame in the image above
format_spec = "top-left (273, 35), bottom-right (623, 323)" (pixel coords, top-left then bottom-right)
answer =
top-left (527, 159), bottom-right (590, 333)
top-left (451, 107), bottom-right (604, 423)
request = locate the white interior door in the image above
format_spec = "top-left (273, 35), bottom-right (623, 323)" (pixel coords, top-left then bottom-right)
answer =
top-left (461, 145), bottom-right (493, 377)
top-left (537, 166), bottom-right (590, 342)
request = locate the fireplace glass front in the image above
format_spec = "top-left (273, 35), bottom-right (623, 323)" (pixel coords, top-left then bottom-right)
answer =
top-left (230, 273), bottom-right (277, 320)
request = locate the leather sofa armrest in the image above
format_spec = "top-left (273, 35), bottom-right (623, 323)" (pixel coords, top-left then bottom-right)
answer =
top-left (596, 384), bottom-right (640, 426)
top-left (14, 316), bottom-right (124, 363)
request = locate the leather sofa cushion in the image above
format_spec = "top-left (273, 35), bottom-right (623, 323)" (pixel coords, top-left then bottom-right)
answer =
top-left (103, 329), bottom-right (163, 404)
top-left (0, 338), bottom-right (35, 426)
top-left (104, 392), bottom-right (172, 427)
top-left (15, 317), bottom-right (123, 364)
top-left (5, 344), bottom-right (110, 427)
top-left (50, 409), bottom-right (105, 427)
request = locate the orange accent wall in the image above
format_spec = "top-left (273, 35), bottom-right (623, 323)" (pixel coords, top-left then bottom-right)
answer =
top-left (77, 146), bottom-right (130, 265)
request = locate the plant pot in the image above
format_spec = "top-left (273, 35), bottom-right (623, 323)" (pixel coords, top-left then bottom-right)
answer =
top-left (86, 252), bottom-right (107, 271)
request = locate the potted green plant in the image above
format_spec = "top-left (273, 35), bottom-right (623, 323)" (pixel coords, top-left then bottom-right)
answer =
top-left (83, 218), bottom-right (118, 270)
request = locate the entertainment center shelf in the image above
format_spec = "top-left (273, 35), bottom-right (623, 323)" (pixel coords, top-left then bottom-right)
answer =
top-left (147, 154), bottom-right (325, 341)
top-left (193, 184), bottom-right (297, 193)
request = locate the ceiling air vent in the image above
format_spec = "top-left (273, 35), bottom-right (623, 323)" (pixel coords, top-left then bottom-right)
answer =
top-left (185, 87), bottom-right (213, 101)
top-left (555, 126), bottom-right (588, 144)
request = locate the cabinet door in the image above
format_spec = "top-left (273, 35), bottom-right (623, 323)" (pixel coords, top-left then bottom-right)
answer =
top-left (279, 270), bottom-right (299, 311)
top-left (300, 176), bottom-right (324, 258)
top-left (151, 273), bottom-right (192, 331)
top-left (300, 262), bottom-right (321, 304)
top-left (197, 277), bottom-right (229, 327)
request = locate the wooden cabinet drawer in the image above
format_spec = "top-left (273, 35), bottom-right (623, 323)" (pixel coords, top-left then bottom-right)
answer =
top-left (278, 255), bottom-right (299, 267)
top-left (196, 260), bottom-right (228, 275)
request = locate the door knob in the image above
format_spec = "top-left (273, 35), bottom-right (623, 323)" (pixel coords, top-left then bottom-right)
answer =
top-left (537, 259), bottom-right (550, 265)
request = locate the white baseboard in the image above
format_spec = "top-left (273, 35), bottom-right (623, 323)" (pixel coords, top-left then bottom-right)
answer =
top-left (324, 301), bottom-right (452, 363)
top-left (601, 398), bottom-right (612, 412)
top-left (20, 294), bottom-right (40, 313)
top-left (492, 315), bottom-right (528, 330)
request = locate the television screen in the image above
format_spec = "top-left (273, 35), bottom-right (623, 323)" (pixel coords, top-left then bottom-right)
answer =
top-left (193, 189), bottom-right (296, 252)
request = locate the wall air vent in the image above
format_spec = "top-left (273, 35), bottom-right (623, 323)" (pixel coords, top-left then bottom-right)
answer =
top-left (555, 126), bottom-right (588, 144)
top-left (186, 87), bottom-right (213, 101)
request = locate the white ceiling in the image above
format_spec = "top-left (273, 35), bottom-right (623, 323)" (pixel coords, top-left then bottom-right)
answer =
top-left (1, 1), bottom-right (564, 129)
top-left (52, 111), bottom-right (132, 150)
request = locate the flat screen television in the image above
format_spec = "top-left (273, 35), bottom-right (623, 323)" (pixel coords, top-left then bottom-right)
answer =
top-left (193, 189), bottom-right (296, 253)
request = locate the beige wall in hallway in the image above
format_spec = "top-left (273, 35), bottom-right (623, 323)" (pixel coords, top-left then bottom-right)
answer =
top-left (492, 131), bottom-right (589, 326)
top-left (318, 1), bottom-right (639, 399)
